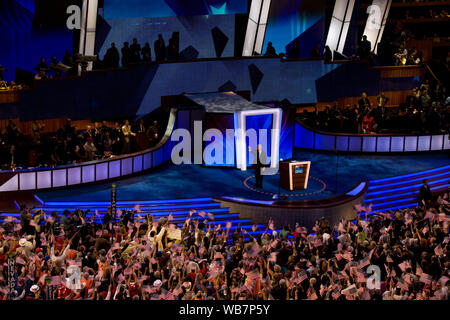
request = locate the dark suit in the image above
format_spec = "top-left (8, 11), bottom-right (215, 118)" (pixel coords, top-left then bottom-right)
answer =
top-left (418, 184), bottom-right (432, 207)
top-left (250, 149), bottom-right (268, 188)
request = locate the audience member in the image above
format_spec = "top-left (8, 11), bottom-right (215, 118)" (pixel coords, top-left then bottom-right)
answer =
top-left (289, 41), bottom-right (300, 59)
top-left (121, 42), bottom-right (131, 67)
top-left (358, 35), bottom-right (372, 60)
top-left (0, 200), bottom-right (448, 300)
top-left (265, 42), bottom-right (277, 56)
top-left (154, 34), bottom-right (166, 62)
top-left (142, 43), bottom-right (152, 62)
top-left (130, 38), bottom-right (142, 63)
top-left (104, 43), bottom-right (120, 68)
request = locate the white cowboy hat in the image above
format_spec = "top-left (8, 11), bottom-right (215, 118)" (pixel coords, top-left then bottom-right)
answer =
top-left (30, 285), bottom-right (40, 293)
top-left (19, 238), bottom-right (28, 247)
top-left (153, 280), bottom-right (162, 287)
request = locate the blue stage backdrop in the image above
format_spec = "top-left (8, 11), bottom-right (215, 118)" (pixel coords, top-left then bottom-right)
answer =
top-left (98, 0), bottom-right (242, 61)
top-left (0, 0), bottom-right (76, 82)
top-left (97, 14), bottom-right (236, 62)
top-left (246, 114), bottom-right (273, 167)
top-left (104, 0), bottom-right (248, 19)
top-left (204, 113), bottom-right (236, 167)
top-left (279, 108), bottom-right (294, 161)
top-left (263, 0), bottom-right (325, 57)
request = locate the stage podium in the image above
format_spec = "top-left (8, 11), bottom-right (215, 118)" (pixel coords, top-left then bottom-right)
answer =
top-left (280, 161), bottom-right (311, 191)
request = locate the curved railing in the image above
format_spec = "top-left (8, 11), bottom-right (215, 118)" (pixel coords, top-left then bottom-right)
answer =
top-left (214, 181), bottom-right (368, 209)
top-left (295, 120), bottom-right (450, 153)
top-left (214, 181), bottom-right (369, 229)
top-left (0, 109), bottom-right (178, 193)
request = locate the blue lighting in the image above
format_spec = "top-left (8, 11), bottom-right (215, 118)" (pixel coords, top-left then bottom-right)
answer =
top-left (368, 171), bottom-right (450, 191)
top-left (43, 197), bottom-right (215, 207)
top-left (370, 165), bottom-right (450, 184)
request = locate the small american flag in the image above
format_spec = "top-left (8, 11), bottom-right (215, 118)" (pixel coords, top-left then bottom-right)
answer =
top-left (434, 245), bottom-right (443, 256)
top-left (397, 278), bottom-right (408, 291)
top-left (298, 270), bottom-right (308, 283)
top-left (359, 256), bottom-right (370, 268)
top-left (332, 288), bottom-right (341, 300)
top-left (419, 273), bottom-right (432, 284)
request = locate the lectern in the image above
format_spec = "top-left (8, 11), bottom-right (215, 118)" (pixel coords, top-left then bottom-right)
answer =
top-left (280, 161), bottom-right (311, 191)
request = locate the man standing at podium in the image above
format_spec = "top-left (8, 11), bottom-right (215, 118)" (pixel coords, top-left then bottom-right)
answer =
top-left (248, 144), bottom-right (268, 189)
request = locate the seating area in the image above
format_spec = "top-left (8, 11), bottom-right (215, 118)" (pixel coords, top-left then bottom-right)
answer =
top-left (0, 0), bottom-right (448, 309)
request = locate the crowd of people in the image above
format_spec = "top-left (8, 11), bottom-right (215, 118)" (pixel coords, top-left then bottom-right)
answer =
top-left (0, 191), bottom-right (448, 300)
top-left (102, 33), bottom-right (180, 69)
top-left (0, 118), bottom-right (163, 170)
top-left (299, 84), bottom-right (449, 134)
top-left (29, 32), bottom-right (181, 80)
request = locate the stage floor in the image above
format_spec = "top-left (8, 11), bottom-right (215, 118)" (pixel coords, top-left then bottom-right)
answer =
top-left (37, 151), bottom-right (450, 202)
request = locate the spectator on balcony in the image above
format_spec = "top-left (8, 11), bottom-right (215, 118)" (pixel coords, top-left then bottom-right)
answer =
top-left (310, 44), bottom-right (321, 58)
top-left (358, 93), bottom-right (371, 114)
top-left (289, 41), bottom-right (300, 59)
top-left (121, 42), bottom-right (132, 67)
top-left (376, 92), bottom-right (389, 130)
top-left (122, 120), bottom-right (135, 154)
top-left (135, 119), bottom-right (149, 150)
top-left (130, 38), bottom-right (142, 63)
top-left (104, 43), bottom-right (120, 68)
top-left (264, 42), bottom-right (277, 56)
top-left (63, 50), bottom-right (74, 68)
top-left (34, 57), bottom-right (48, 74)
top-left (324, 46), bottom-right (332, 62)
top-left (84, 137), bottom-right (98, 161)
top-left (362, 110), bottom-right (376, 133)
top-left (167, 33), bottom-right (179, 61)
top-left (142, 43), bottom-right (152, 62)
top-left (154, 34), bottom-right (166, 62)
top-left (358, 35), bottom-right (371, 60)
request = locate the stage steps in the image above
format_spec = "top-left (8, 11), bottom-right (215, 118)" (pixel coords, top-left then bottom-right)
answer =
top-left (0, 197), bottom-right (273, 239)
top-left (363, 165), bottom-right (450, 213)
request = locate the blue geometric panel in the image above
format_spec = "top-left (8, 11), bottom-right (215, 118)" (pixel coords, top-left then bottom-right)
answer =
top-left (218, 80), bottom-right (237, 92)
top-left (179, 45), bottom-right (199, 60)
top-left (104, 0), bottom-right (247, 19)
top-left (211, 26), bottom-right (229, 58)
top-left (248, 64), bottom-right (264, 94)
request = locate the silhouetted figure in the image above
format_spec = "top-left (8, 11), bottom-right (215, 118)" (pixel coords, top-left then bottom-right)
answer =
top-left (248, 144), bottom-right (269, 189)
top-left (167, 33), bottom-right (179, 61)
top-left (358, 35), bottom-right (371, 60)
top-left (310, 45), bottom-right (321, 58)
top-left (34, 57), bottom-right (48, 73)
top-left (265, 42), bottom-right (276, 56)
top-left (49, 56), bottom-right (62, 77)
top-left (63, 50), bottom-right (74, 67)
top-left (418, 179), bottom-right (432, 207)
top-left (130, 38), bottom-right (141, 62)
top-left (104, 43), bottom-right (120, 68)
top-left (154, 34), bottom-right (166, 62)
top-left (289, 41), bottom-right (300, 59)
top-left (121, 42), bottom-right (131, 67)
top-left (324, 45), bottom-right (332, 62)
top-left (142, 42), bottom-right (152, 62)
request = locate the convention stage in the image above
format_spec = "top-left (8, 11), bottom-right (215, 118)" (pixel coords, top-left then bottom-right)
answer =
top-left (35, 151), bottom-right (449, 203)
